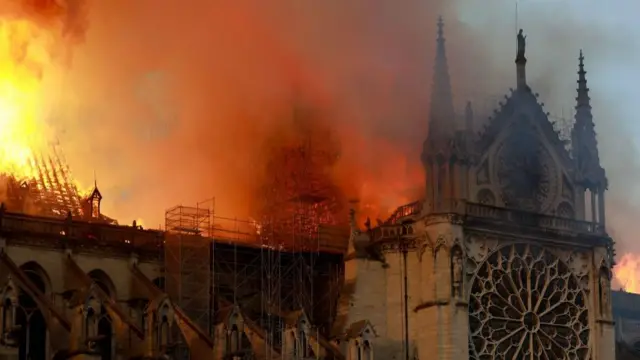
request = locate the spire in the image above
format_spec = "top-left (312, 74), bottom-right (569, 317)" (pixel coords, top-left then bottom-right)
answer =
top-left (422, 17), bottom-right (463, 214)
top-left (87, 171), bottom-right (102, 219)
top-left (427, 16), bottom-right (455, 140)
top-left (571, 50), bottom-right (607, 227)
top-left (571, 50), bottom-right (605, 189)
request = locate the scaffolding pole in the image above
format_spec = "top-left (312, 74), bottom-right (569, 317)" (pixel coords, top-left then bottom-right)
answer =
top-left (164, 199), bottom-right (215, 359)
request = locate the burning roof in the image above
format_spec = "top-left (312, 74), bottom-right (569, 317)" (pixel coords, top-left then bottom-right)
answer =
top-left (0, 142), bottom-right (116, 224)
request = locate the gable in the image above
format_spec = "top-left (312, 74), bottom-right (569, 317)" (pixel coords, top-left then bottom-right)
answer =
top-left (470, 89), bottom-right (576, 215)
top-left (477, 90), bottom-right (571, 164)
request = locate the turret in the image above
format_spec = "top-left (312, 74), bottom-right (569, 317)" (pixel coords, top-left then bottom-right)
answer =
top-left (86, 184), bottom-right (102, 220)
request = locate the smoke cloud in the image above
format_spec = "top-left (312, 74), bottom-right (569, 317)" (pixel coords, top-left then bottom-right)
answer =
top-left (15, 0), bottom-right (640, 269)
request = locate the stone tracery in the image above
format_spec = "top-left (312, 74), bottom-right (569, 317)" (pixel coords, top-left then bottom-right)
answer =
top-left (468, 243), bottom-right (589, 360)
top-left (494, 120), bottom-right (559, 213)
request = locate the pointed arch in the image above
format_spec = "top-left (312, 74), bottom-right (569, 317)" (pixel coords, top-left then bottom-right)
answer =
top-left (87, 269), bottom-right (117, 299)
top-left (18, 261), bottom-right (51, 294)
top-left (16, 261), bottom-right (49, 360)
top-left (87, 270), bottom-right (114, 360)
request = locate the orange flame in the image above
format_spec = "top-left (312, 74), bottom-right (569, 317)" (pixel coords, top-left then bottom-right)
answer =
top-left (0, 18), bottom-right (53, 179)
top-left (614, 253), bottom-right (640, 293)
top-left (332, 125), bottom-right (425, 226)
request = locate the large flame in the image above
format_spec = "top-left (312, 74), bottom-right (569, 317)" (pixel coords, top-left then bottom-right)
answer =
top-left (0, 18), bottom-right (52, 179)
top-left (614, 253), bottom-right (640, 293)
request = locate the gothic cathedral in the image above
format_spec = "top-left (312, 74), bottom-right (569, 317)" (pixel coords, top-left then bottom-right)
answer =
top-left (339, 18), bottom-right (615, 360)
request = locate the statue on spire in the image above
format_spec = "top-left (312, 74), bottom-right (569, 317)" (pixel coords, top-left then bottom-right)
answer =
top-left (516, 29), bottom-right (527, 61)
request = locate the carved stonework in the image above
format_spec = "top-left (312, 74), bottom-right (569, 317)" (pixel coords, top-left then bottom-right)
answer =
top-left (599, 268), bottom-right (611, 318)
top-left (493, 119), bottom-right (560, 214)
top-left (0, 277), bottom-right (19, 347)
top-left (464, 235), bottom-right (590, 297)
top-left (594, 246), bottom-right (612, 270)
top-left (413, 223), bottom-right (461, 260)
top-left (378, 239), bottom-right (419, 253)
top-left (434, 234), bottom-right (453, 253)
top-left (423, 213), bottom-right (465, 227)
top-left (451, 246), bottom-right (463, 298)
top-left (468, 243), bottom-right (589, 360)
top-left (464, 234), bottom-right (500, 273)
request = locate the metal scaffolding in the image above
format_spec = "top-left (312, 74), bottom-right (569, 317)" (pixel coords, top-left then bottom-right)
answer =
top-left (161, 95), bottom-right (351, 358)
top-left (250, 96), bottom-right (349, 357)
top-left (164, 199), bottom-right (215, 358)
top-left (208, 215), bottom-right (344, 357)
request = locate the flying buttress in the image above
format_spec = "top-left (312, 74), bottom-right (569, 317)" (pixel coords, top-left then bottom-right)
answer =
top-left (63, 253), bottom-right (146, 355)
top-left (0, 250), bottom-right (71, 349)
top-left (129, 262), bottom-right (214, 359)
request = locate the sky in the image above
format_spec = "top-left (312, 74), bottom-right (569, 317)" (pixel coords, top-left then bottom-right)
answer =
top-left (5, 0), bottom-right (640, 280)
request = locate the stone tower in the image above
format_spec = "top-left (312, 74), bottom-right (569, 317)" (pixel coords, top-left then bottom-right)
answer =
top-left (353, 23), bottom-right (616, 360)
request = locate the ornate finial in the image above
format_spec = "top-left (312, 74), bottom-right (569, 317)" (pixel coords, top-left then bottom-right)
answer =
top-left (579, 49), bottom-right (584, 64)
top-left (578, 49), bottom-right (586, 78)
top-left (576, 49), bottom-right (590, 109)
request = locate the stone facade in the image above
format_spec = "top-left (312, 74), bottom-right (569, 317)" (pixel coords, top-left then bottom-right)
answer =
top-left (332, 19), bottom-right (615, 360)
top-left (0, 212), bottom-right (172, 360)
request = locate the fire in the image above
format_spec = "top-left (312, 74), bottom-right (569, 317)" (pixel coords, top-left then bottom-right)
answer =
top-left (333, 126), bottom-right (425, 226)
top-left (0, 17), bottom-right (53, 179)
top-left (614, 253), bottom-right (640, 293)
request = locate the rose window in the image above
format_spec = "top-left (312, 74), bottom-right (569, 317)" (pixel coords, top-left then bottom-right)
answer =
top-left (468, 244), bottom-right (589, 360)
